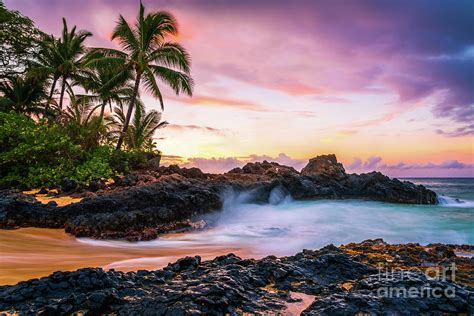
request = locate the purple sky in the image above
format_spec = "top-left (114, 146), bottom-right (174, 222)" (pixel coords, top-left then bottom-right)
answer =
top-left (6, 0), bottom-right (473, 176)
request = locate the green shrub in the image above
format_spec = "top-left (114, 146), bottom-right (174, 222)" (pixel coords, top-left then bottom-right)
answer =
top-left (109, 150), bottom-right (153, 174)
top-left (0, 112), bottom-right (162, 189)
top-left (73, 146), bottom-right (113, 184)
top-left (0, 112), bottom-right (81, 188)
top-left (109, 150), bottom-right (130, 174)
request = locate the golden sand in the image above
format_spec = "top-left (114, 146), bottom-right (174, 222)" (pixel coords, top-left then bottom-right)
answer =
top-left (0, 228), bottom-right (255, 285)
top-left (22, 189), bottom-right (82, 206)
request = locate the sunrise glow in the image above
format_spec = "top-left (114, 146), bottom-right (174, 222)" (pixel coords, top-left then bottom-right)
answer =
top-left (6, 0), bottom-right (473, 176)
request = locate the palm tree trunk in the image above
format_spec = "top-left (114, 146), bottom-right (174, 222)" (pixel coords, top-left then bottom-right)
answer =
top-left (59, 77), bottom-right (66, 110)
top-left (47, 76), bottom-right (58, 110)
top-left (116, 74), bottom-right (141, 150)
top-left (99, 102), bottom-right (106, 119)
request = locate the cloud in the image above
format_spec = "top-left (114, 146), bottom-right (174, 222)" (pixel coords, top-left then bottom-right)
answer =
top-left (161, 153), bottom-right (307, 173)
top-left (346, 156), bottom-right (473, 177)
top-left (247, 153), bottom-right (307, 170)
top-left (347, 158), bottom-right (362, 170)
top-left (436, 124), bottom-right (474, 137)
top-left (160, 154), bottom-right (186, 165)
top-left (168, 95), bottom-right (269, 112)
top-left (167, 124), bottom-right (226, 134)
top-left (164, 153), bottom-right (473, 177)
top-left (379, 160), bottom-right (471, 170)
top-left (6, 0), bottom-right (473, 138)
top-left (363, 156), bottom-right (382, 170)
top-left (180, 157), bottom-right (243, 173)
top-left (180, 0), bottom-right (474, 132)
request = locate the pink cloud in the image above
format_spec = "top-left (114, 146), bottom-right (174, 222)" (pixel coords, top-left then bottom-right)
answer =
top-left (346, 157), bottom-right (474, 177)
top-left (168, 95), bottom-right (268, 112)
top-left (163, 153), bottom-right (473, 177)
top-left (5, 0), bottom-right (472, 136)
top-left (162, 153), bottom-right (306, 174)
top-left (167, 124), bottom-right (226, 134)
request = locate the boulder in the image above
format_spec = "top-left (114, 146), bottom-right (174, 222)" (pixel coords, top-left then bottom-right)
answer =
top-left (60, 178), bottom-right (77, 193)
top-left (228, 160), bottom-right (298, 176)
top-left (301, 154), bottom-right (346, 179)
top-left (155, 164), bottom-right (208, 179)
top-left (142, 156), bottom-right (161, 170)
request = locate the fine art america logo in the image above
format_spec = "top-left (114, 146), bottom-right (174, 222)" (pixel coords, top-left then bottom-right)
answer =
top-left (376, 263), bottom-right (457, 298)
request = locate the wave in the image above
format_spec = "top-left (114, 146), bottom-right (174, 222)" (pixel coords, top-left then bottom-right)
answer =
top-left (437, 195), bottom-right (474, 208)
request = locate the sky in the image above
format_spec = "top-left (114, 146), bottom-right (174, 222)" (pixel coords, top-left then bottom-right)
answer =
top-left (6, 0), bottom-right (473, 176)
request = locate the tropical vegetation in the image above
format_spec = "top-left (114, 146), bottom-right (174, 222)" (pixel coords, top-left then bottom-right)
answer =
top-left (0, 1), bottom-right (193, 189)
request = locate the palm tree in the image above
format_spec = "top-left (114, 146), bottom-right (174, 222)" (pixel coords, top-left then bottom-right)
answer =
top-left (62, 91), bottom-right (108, 151)
top-left (87, 1), bottom-right (193, 150)
top-left (62, 91), bottom-right (100, 125)
top-left (0, 76), bottom-right (48, 117)
top-left (76, 66), bottom-right (134, 119)
top-left (107, 102), bottom-right (168, 151)
top-left (29, 18), bottom-right (92, 110)
top-left (28, 35), bottom-right (62, 109)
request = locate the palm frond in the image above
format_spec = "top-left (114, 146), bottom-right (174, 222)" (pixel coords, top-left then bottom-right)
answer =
top-left (150, 65), bottom-right (193, 96)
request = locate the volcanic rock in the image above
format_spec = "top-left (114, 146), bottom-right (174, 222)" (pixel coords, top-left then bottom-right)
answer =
top-left (1, 243), bottom-right (471, 315)
top-left (301, 154), bottom-right (346, 179)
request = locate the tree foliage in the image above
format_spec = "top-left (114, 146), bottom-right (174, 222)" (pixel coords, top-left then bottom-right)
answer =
top-left (87, 1), bottom-right (193, 149)
top-left (0, 112), bottom-right (115, 188)
top-left (108, 102), bottom-right (168, 152)
top-left (0, 1), bottom-right (192, 188)
top-left (0, 1), bottom-right (45, 77)
top-left (0, 76), bottom-right (48, 116)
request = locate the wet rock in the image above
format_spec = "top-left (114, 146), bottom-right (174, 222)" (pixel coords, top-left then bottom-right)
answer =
top-left (302, 271), bottom-right (472, 315)
top-left (37, 188), bottom-right (48, 195)
top-left (341, 239), bottom-right (474, 287)
top-left (1, 245), bottom-right (471, 315)
top-left (153, 164), bottom-right (208, 179)
top-left (60, 178), bottom-right (77, 193)
top-left (88, 180), bottom-right (106, 192)
top-left (228, 160), bottom-right (298, 176)
top-left (166, 256), bottom-right (201, 272)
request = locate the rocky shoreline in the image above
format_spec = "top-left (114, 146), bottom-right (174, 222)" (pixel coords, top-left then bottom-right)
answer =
top-left (0, 154), bottom-right (437, 241)
top-left (1, 239), bottom-right (472, 315)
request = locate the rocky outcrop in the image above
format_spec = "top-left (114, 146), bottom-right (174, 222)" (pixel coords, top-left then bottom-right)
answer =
top-left (301, 154), bottom-right (346, 179)
top-left (341, 238), bottom-right (474, 286)
top-left (302, 270), bottom-right (472, 315)
top-left (0, 242), bottom-right (471, 315)
top-left (0, 178), bottom-right (222, 240)
top-left (0, 154), bottom-right (437, 240)
top-left (228, 160), bottom-right (298, 176)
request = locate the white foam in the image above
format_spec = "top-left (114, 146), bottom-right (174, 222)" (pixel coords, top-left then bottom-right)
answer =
top-left (437, 195), bottom-right (474, 208)
top-left (77, 192), bottom-right (474, 256)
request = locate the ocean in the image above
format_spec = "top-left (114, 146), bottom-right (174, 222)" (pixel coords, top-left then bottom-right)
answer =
top-left (1, 177), bottom-right (473, 284)
top-left (80, 177), bottom-right (474, 255)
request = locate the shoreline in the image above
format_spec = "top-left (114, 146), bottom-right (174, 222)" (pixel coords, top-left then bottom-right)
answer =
top-left (2, 225), bottom-right (473, 286)
top-left (0, 227), bottom-right (257, 285)
top-left (1, 238), bottom-right (472, 314)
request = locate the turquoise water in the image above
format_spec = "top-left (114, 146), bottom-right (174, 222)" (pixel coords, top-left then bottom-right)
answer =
top-left (81, 178), bottom-right (474, 258)
top-left (404, 178), bottom-right (474, 201)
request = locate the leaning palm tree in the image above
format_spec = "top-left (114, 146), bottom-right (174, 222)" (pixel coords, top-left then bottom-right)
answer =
top-left (0, 76), bottom-right (49, 117)
top-left (29, 18), bottom-right (92, 110)
top-left (107, 102), bottom-right (168, 151)
top-left (87, 1), bottom-right (193, 150)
